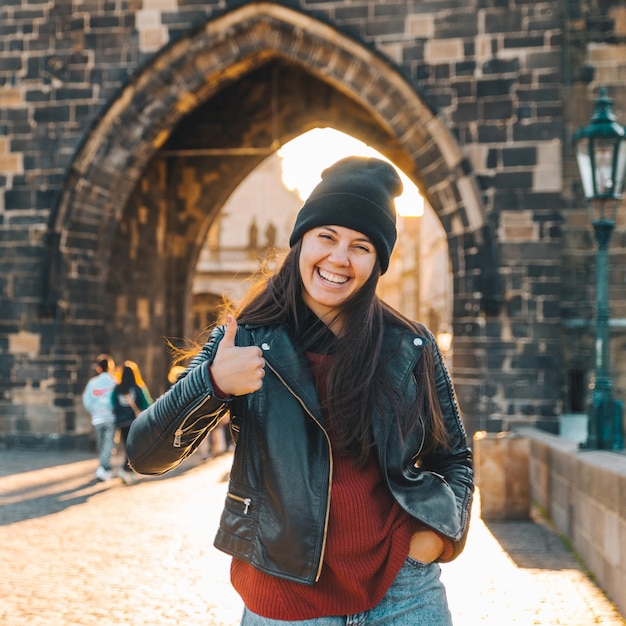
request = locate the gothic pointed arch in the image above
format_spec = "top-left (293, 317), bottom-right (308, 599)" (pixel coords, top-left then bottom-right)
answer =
top-left (44, 1), bottom-right (498, 321)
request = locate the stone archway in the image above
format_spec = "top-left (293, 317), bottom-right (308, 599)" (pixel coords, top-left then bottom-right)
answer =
top-left (45, 1), bottom-right (497, 428)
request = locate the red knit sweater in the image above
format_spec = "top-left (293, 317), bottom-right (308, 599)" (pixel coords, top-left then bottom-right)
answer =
top-left (230, 352), bottom-right (418, 620)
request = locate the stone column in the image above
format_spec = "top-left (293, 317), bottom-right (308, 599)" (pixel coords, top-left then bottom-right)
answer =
top-left (474, 431), bottom-right (530, 520)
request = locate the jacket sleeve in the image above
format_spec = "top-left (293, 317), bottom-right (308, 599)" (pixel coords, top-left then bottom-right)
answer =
top-left (422, 336), bottom-right (474, 562)
top-left (127, 327), bottom-right (230, 475)
top-left (82, 382), bottom-right (93, 414)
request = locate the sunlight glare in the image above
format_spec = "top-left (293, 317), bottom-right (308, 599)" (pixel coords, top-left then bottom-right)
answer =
top-left (278, 128), bottom-right (424, 217)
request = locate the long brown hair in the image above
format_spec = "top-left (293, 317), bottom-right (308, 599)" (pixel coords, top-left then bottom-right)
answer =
top-left (231, 241), bottom-right (449, 465)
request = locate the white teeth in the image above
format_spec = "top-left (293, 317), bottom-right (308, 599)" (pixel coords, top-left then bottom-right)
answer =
top-left (318, 268), bottom-right (348, 284)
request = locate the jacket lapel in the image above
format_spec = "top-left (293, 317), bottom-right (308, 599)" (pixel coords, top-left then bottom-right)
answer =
top-left (246, 324), bottom-right (325, 424)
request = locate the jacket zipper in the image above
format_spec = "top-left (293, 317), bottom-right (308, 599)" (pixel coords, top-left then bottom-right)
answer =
top-left (173, 395), bottom-right (222, 448)
top-left (265, 361), bottom-right (332, 583)
top-left (227, 493), bottom-right (251, 514)
top-left (411, 412), bottom-right (426, 466)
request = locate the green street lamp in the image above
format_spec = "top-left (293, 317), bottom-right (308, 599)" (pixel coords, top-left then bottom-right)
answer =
top-left (573, 86), bottom-right (625, 451)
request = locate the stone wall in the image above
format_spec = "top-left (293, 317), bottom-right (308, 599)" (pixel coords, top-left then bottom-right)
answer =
top-left (0, 0), bottom-right (625, 440)
top-left (521, 427), bottom-right (626, 617)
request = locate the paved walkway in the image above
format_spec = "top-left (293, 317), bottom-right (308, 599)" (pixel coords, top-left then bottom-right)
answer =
top-left (0, 447), bottom-right (624, 626)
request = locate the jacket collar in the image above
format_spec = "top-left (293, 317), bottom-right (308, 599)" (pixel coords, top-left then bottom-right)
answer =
top-left (243, 322), bottom-right (429, 417)
top-left (380, 323), bottom-right (430, 389)
top-left (246, 324), bottom-right (326, 422)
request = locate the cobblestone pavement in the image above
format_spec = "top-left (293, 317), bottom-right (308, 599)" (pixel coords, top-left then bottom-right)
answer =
top-left (1, 448), bottom-right (624, 626)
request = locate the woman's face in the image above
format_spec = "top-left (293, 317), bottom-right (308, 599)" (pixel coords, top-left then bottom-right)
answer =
top-left (299, 225), bottom-right (377, 326)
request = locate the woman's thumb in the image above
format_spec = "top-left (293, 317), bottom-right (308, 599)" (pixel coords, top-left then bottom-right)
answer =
top-left (222, 314), bottom-right (238, 347)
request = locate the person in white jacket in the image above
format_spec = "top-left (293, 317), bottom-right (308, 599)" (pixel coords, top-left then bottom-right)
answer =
top-left (82, 354), bottom-right (117, 481)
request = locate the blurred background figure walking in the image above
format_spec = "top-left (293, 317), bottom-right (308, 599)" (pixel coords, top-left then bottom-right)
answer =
top-left (125, 360), bottom-right (154, 404)
top-left (112, 364), bottom-right (151, 485)
top-left (82, 353), bottom-right (117, 482)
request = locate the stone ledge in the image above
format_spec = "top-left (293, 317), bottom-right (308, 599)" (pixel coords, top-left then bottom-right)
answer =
top-left (518, 426), bottom-right (626, 617)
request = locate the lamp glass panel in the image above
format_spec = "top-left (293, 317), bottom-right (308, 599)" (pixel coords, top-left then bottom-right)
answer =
top-left (615, 140), bottom-right (626, 196)
top-left (575, 138), bottom-right (594, 198)
top-left (592, 137), bottom-right (616, 196)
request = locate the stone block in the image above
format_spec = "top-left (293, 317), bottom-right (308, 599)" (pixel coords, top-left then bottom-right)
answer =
top-left (424, 39), bottom-right (464, 63)
top-left (0, 85), bottom-right (23, 107)
top-left (139, 26), bottom-right (169, 53)
top-left (533, 166), bottom-right (562, 192)
top-left (0, 154), bottom-right (23, 175)
top-left (136, 8), bottom-right (161, 29)
top-left (604, 511), bottom-right (621, 567)
top-left (8, 330), bottom-right (40, 356)
top-left (406, 15), bottom-right (433, 38)
top-left (474, 430), bottom-right (530, 520)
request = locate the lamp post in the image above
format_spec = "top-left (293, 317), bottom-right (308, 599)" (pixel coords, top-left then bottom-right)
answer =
top-left (572, 86), bottom-right (626, 451)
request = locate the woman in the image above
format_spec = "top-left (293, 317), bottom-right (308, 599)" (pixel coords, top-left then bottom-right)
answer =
top-left (127, 156), bottom-right (474, 625)
top-left (124, 359), bottom-right (154, 404)
top-left (113, 364), bottom-right (150, 485)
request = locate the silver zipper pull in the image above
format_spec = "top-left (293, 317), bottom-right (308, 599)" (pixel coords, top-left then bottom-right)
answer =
top-left (243, 498), bottom-right (251, 514)
top-left (173, 429), bottom-right (182, 447)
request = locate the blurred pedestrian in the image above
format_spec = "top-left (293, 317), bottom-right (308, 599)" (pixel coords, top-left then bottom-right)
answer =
top-left (112, 364), bottom-right (150, 485)
top-left (128, 156), bottom-right (474, 625)
top-left (124, 359), bottom-right (153, 404)
top-left (82, 353), bottom-right (117, 482)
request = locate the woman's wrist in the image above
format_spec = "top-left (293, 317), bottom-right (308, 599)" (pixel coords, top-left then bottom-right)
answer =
top-left (209, 366), bottom-right (232, 400)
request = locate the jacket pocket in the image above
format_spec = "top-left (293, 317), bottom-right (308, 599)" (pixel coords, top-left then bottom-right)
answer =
top-left (226, 492), bottom-right (252, 515)
top-left (219, 482), bottom-right (260, 544)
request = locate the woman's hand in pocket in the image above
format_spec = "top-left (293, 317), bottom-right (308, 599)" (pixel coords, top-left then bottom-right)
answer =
top-left (408, 528), bottom-right (445, 564)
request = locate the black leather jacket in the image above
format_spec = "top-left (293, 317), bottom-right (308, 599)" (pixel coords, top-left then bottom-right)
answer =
top-left (127, 321), bottom-right (474, 585)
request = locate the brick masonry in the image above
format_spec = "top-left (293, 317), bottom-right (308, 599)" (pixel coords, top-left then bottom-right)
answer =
top-left (0, 0), bottom-right (625, 441)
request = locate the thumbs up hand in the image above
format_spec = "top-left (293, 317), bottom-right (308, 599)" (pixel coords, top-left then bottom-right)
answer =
top-left (210, 315), bottom-right (265, 396)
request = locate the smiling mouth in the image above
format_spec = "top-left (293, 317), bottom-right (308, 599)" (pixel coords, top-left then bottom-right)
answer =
top-left (317, 268), bottom-right (349, 285)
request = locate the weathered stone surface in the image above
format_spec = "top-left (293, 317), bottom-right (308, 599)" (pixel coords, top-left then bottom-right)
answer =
top-left (475, 431), bottom-right (531, 520)
top-left (0, 0), bottom-right (624, 441)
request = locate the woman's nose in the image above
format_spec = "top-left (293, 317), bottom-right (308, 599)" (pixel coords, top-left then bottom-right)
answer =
top-left (328, 245), bottom-right (350, 265)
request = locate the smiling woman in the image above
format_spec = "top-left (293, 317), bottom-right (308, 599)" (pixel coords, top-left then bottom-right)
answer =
top-left (127, 155), bottom-right (474, 626)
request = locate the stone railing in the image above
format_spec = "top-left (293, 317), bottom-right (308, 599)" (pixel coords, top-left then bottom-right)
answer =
top-left (501, 428), bottom-right (626, 617)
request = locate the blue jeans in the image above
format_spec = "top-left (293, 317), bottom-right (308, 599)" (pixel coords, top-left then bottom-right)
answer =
top-left (93, 422), bottom-right (115, 471)
top-left (240, 558), bottom-right (452, 625)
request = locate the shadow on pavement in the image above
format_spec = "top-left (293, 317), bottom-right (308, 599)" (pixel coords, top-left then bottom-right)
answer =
top-left (0, 449), bottom-right (95, 477)
top-left (0, 480), bottom-right (106, 525)
top-left (0, 448), bottom-right (228, 526)
top-left (483, 509), bottom-right (579, 571)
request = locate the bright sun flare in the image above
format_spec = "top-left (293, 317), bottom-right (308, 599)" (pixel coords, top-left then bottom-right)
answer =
top-left (278, 128), bottom-right (424, 217)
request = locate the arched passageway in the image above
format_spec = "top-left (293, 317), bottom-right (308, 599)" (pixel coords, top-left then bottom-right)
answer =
top-left (46, 2), bottom-right (496, 432)
top-left (188, 144), bottom-right (453, 363)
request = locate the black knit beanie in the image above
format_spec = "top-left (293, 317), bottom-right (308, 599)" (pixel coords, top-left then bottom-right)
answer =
top-left (288, 156), bottom-right (403, 274)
